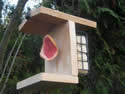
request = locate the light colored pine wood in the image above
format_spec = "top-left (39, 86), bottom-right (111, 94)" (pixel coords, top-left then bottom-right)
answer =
top-left (16, 20), bottom-right (79, 91)
top-left (19, 18), bottom-right (53, 35)
top-left (68, 20), bottom-right (78, 76)
top-left (45, 20), bottom-right (78, 76)
top-left (19, 7), bottom-right (96, 35)
top-left (16, 73), bottom-right (78, 90)
top-left (31, 7), bottom-right (96, 28)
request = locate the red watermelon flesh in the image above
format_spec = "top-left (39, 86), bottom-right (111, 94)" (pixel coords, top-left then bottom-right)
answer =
top-left (40, 35), bottom-right (58, 61)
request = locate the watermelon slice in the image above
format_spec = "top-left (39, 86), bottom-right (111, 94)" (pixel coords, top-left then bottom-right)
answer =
top-left (40, 35), bottom-right (58, 61)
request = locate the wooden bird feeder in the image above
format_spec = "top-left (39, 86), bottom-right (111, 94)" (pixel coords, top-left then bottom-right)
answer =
top-left (16, 7), bottom-right (96, 91)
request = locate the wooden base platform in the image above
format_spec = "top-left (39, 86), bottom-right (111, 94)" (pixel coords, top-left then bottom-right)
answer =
top-left (17, 73), bottom-right (78, 91)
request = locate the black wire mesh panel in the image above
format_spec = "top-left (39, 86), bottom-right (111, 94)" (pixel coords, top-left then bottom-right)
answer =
top-left (76, 31), bottom-right (89, 73)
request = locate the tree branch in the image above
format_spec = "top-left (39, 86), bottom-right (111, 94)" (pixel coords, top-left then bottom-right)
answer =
top-left (0, 0), bottom-right (28, 72)
top-left (0, 0), bottom-right (3, 24)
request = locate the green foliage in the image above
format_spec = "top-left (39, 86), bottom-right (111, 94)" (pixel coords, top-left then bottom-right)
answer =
top-left (52, 0), bottom-right (125, 94)
top-left (0, 0), bottom-right (125, 94)
top-left (0, 0), bottom-right (3, 24)
top-left (0, 34), bottom-right (44, 94)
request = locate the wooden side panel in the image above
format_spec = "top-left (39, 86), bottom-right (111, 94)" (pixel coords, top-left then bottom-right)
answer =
top-left (45, 21), bottom-right (77, 76)
top-left (68, 20), bottom-right (78, 76)
top-left (45, 21), bottom-right (71, 75)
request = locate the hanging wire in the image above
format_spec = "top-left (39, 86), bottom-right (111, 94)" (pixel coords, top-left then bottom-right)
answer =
top-left (0, 34), bottom-right (26, 94)
top-left (0, 32), bottom-right (22, 83)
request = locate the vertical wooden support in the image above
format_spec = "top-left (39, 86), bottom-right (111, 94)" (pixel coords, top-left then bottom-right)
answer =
top-left (45, 20), bottom-right (78, 76)
top-left (68, 20), bottom-right (78, 76)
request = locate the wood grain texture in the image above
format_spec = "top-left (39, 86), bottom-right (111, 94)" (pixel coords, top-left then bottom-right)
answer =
top-left (17, 73), bottom-right (78, 90)
top-left (45, 21), bottom-right (72, 75)
top-left (19, 17), bottom-right (54, 35)
top-left (19, 7), bottom-right (96, 35)
top-left (68, 20), bottom-right (78, 76)
top-left (45, 21), bottom-right (78, 76)
top-left (31, 7), bottom-right (96, 28)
